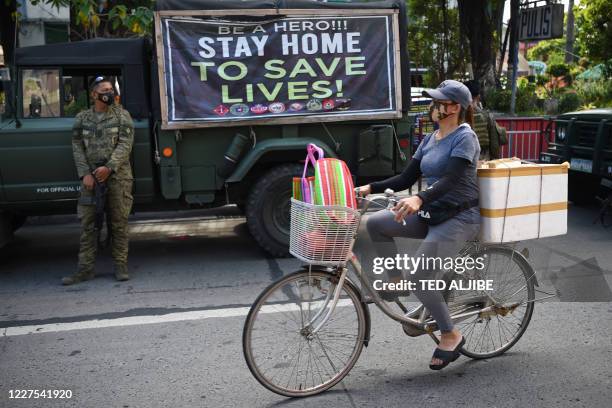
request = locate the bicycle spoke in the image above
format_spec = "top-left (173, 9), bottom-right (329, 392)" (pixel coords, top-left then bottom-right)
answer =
top-left (285, 339), bottom-right (305, 389)
top-left (314, 334), bottom-right (338, 373)
top-left (451, 247), bottom-right (534, 358)
top-left (244, 271), bottom-right (365, 396)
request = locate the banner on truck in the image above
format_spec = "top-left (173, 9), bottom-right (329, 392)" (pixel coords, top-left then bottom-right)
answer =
top-left (155, 9), bottom-right (402, 129)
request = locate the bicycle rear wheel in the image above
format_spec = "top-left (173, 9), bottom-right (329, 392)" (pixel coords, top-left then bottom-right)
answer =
top-left (445, 246), bottom-right (535, 359)
top-left (242, 269), bottom-right (367, 397)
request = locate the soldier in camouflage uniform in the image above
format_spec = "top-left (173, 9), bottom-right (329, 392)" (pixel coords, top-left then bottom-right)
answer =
top-left (62, 76), bottom-right (134, 285)
top-left (463, 80), bottom-right (507, 160)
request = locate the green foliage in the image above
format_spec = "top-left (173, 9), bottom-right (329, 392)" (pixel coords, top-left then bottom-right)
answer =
top-left (484, 88), bottom-right (511, 113)
top-left (487, 0), bottom-right (612, 119)
top-left (558, 92), bottom-right (582, 113)
top-left (579, 102), bottom-right (597, 111)
top-left (574, 79), bottom-right (612, 108)
top-left (63, 92), bottom-right (88, 116)
top-left (406, 0), bottom-right (467, 87)
top-left (574, 0), bottom-right (612, 64)
top-left (484, 81), bottom-right (544, 115)
top-left (515, 82), bottom-right (540, 114)
top-left (547, 63), bottom-right (570, 78)
top-left (527, 38), bottom-right (566, 65)
top-left (535, 75), bottom-right (548, 87)
top-left (569, 64), bottom-right (585, 79)
top-left (29, 0), bottom-right (155, 38)
top-left (523, 2), bottom-right (612, 69)
top-left (604, 59), bottom-right (612, 79)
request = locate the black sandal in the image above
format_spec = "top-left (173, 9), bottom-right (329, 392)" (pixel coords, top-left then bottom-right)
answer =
top-left (429, 337), bottom-right (465, 371)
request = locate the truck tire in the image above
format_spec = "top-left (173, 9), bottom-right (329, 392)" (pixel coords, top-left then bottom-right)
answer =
top-left (246, 164), bottom-right (302, 257)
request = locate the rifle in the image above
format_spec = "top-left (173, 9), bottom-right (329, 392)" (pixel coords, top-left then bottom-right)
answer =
top-left (93, 162), bottom-right (112, 249)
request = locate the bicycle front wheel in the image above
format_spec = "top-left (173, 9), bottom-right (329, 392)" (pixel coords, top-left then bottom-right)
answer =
top-left (242, 269), bottom-right (367, 397)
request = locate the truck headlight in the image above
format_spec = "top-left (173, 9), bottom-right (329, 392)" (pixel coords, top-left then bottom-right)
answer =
top-left (557, 126), bottom-right (566, 141)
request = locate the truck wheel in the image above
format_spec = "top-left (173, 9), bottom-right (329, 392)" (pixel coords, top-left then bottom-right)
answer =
top-left (246, 164), bottom-right (301, 257)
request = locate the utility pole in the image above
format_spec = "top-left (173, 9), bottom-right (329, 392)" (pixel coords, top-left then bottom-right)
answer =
top-left (509, 0), bottom-right (520, 115)
top-left (565, 0), bottom-right (575, 64)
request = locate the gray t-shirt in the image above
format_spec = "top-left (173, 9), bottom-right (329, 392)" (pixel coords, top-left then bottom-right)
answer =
top-left (413, 124), bottom-right (481, 224)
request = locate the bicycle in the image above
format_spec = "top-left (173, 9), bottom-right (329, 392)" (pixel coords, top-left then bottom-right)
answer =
top-left (594, 188), bottom-right (612, 228)
top-left (242, 189), bottom-right (546, 397)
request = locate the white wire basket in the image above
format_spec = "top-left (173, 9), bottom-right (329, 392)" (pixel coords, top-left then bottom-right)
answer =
top-left (289, 198), bottom-right (361, 266)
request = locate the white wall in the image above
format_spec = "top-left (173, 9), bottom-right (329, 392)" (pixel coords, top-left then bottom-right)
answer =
top-left (19, 22), bottom-right (46, 47)
top-left (22, 1), bottom-right (69, 22)
top-left (18, 1), bottom-right (70, 47)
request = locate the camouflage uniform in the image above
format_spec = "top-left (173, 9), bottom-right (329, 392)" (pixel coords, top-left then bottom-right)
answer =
top-left (70, 104), bottom-right (134, 281)
top-left (473, 106), bottom-right (504, 161)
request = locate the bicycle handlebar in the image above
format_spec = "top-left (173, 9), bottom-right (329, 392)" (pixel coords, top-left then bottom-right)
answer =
top-left (354, 188), bottom-right (407, 225)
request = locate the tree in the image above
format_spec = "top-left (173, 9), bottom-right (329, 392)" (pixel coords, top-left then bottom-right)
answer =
top-left (574, 0), bottom-right (612, 64)
top-left (457, 0), bottom-right (504, 92)
top-left (406, 0), bottom-right (468, 86)
top-left (406, 0), bottom-right (503, 92)
top-left (0, 1), bottom-right (154, 71)
top-left (30, 0), bottom-right (155, 40)
top-left (527, 38), bottom-right (567, 65)
top-left (527, 3), bottom-right (585, 66)
top-left (506, 0), bottom-right (520, 84)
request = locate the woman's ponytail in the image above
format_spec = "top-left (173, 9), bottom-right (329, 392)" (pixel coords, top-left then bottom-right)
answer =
top-left (459, 105), bottom-right (474, 127)
top-left (465, 105), bottom-right (474, 127)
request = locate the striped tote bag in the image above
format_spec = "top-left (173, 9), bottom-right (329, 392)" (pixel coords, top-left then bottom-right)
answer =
top-left (313, 158), bottom-right (357, 209)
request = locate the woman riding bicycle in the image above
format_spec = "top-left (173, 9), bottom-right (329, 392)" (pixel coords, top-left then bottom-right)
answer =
top-left (357, 80), bottom-right (481, 370)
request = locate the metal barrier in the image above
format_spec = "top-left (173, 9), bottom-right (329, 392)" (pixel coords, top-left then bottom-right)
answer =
top-left (496, 117), bottom-right (554, 161)
top-left (412, 114), bottom-right (554, 162)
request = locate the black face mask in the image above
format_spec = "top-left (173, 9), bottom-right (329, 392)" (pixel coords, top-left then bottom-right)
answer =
top-left (97, 91), bottom-right (115, 105)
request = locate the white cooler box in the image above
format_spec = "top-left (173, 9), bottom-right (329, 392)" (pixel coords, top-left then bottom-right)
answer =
top-left (477, 158), bottom-right (569, 243)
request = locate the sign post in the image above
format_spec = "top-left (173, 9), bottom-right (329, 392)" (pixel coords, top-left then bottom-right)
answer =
top-left (510, 2), bottom-right (564, 115)
top-left (518, 3), bottom-right (564, 42)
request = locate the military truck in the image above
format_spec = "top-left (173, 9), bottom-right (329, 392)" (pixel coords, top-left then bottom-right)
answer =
top-left (0, 0), bottom-right (414, 255)
top-left (540, 108), bottom-right (612, 204)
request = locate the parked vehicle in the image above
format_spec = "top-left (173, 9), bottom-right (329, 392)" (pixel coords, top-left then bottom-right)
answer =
top-left (540, 108), bottom-right (612, 204)
top-left (0, 0), bottom-right (415, 255)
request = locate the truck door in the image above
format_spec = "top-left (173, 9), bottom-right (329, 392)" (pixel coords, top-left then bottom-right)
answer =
top-left (0, 67), bottom-right (82, 205)
top-left (0, 68), bottom-right (152, 209)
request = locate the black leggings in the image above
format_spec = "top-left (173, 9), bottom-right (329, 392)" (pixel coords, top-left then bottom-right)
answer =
top-left (366, 210), bottom-right (480, 332)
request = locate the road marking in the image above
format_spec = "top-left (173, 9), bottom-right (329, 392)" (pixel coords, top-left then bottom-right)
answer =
top-left (1, 300), bottom-right (353, 337)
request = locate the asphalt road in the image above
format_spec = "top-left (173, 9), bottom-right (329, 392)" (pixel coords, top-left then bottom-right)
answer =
top-left (1, 203), bottom-right (611, 408)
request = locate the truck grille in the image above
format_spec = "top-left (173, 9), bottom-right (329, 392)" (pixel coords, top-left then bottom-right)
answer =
top-left (574, 121), bottom-right (612, 150)
top-left (575, 122), bottom-right (598, 147)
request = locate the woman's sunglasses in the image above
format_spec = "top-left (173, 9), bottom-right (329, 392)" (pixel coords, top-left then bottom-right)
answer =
top-left (430, 99), bottom-right (458, 106)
